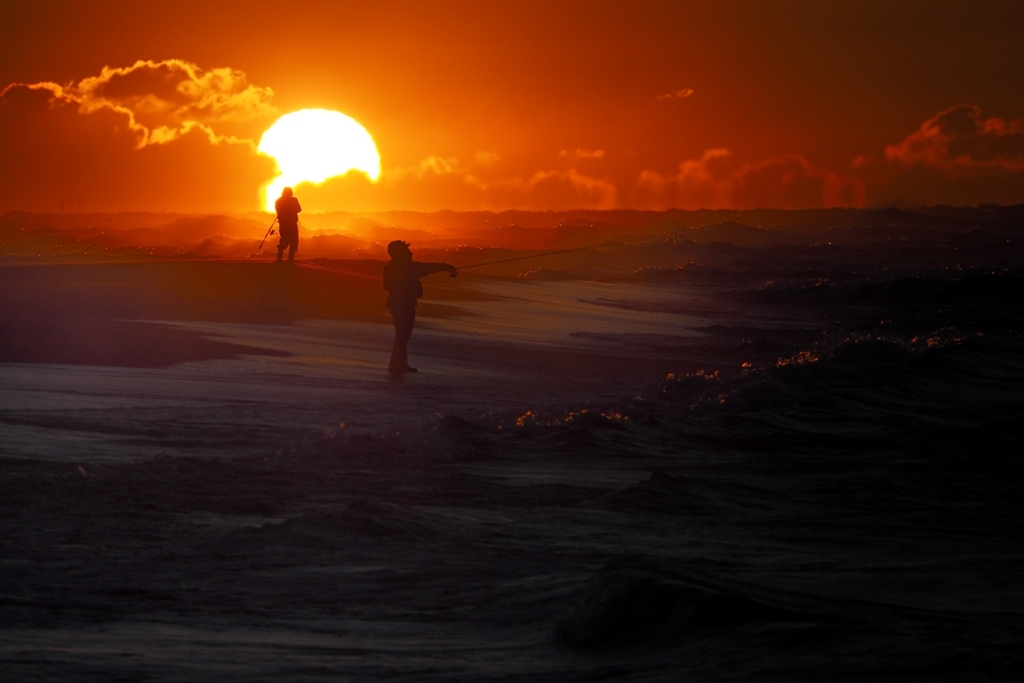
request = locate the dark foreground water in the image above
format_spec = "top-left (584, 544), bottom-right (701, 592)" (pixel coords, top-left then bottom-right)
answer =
top-left (2, 209), bottom-right (1023, 680)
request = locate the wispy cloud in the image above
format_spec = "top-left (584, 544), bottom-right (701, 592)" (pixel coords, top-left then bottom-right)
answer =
top-left (475, 150), bottom-right (500, 166)
top-left (559, 148), bottom-right (605, 159)
top-left (656, 88), bottom-right (694, 101)
top-left (1, 59), bottom-right (277, 149)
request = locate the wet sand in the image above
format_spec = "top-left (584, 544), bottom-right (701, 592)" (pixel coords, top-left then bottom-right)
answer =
top-left (0, 259), bottom-right (715, 462)
top-left (0, 260), bottom-right (389, 365)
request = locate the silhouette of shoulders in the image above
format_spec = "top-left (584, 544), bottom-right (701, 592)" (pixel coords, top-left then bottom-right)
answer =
top-left (275, 195), bottom-right (301, 221)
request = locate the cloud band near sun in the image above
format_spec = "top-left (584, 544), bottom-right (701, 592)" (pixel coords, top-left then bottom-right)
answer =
top-left (3, 62), bottom-right (1024, 212)
top-left (632, 149), bottom-right (864, 211)
top-left (1, 59), bottom-right (276, 149)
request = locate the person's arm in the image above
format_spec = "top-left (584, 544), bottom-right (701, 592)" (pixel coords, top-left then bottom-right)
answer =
top-left (413, 262), bottom-right (458, 279)
top-left (294, 198), bottom-right (302, 214)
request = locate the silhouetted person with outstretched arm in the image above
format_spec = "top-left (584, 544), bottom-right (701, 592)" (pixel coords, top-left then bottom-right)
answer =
top-left (383, 240), bottom-right (457, 375)
top-left (275, 187), bottom-right (301, 263)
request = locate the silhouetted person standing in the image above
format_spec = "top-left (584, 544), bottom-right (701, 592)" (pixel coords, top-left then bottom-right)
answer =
top-left (383, 240), bottom-right (457, 375)
top-left (275, 187), bottom-right (301, 263)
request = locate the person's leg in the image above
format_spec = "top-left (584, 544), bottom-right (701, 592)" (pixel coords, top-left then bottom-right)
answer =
top-left (278, 224), bottom-right (296, 263)
top-left (389, 307), bottom-right (416, 373)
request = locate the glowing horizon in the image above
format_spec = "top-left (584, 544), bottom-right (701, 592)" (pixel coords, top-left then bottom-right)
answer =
top-left (258, 108), bottom-right (381, 212)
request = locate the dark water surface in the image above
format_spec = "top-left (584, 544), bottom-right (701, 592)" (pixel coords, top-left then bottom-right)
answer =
top-left (2, 210), bottom-right (1023, 680)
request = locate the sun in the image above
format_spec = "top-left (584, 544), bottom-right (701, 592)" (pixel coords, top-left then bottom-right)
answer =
top-left (258, 108), bottom-right (381, 211)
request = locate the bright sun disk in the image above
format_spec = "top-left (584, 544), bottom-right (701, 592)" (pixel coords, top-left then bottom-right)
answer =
top-left (259, 108), bottom-right (381, 211)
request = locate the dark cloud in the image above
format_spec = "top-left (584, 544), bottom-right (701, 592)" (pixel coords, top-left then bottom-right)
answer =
top-left (855, 105), bottom-right (1024, 206)
top-left (885, 105), bottom-right (1024, 171)
top-left (1, 59), bottom-right (276, 148)
top-left (0, 84), bottom-right (275, 212)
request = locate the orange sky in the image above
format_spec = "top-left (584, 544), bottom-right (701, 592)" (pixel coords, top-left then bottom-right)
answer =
top-left (2, 0), bottom-right (1023, 214)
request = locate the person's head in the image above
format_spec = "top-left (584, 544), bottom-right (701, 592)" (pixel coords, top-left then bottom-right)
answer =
top-left (281, 187), bottom-right (293, 198)
top-left (387, 240), bottom-right (411, 261)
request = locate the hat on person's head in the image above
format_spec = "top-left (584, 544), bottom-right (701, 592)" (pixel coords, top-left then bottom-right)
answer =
top-left (387, 240), bottom-right (411, 257)
top-left (281, 187), bottom-right (293, 197)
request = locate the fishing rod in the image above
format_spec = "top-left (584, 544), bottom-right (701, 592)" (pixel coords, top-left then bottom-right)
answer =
top-left (257, 217), bottom-right (278, 251)
top-left (454, 238), bottom-right (642, 271)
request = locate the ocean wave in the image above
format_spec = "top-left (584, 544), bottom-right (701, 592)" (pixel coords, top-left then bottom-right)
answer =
top-left (557, 560), bottom-right (810, 650)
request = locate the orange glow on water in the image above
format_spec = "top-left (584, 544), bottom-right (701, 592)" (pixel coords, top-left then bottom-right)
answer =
top-left (258, 109), bottom-right (381, 211)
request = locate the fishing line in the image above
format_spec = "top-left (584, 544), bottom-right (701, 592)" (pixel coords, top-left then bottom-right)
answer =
top-left (454, 238), bottom-right (645, 271)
